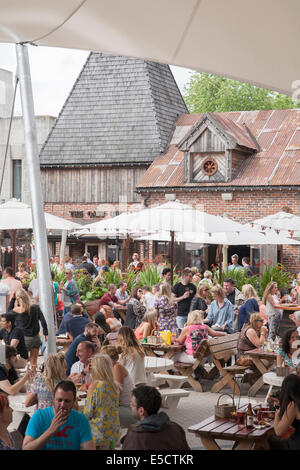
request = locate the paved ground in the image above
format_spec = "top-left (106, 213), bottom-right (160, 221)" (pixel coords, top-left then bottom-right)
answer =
top-left (167, 377), bottom-right (270, 450)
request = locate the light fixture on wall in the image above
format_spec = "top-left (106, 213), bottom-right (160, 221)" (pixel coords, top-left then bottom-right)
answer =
top-left (221, 193), bottom-right (233, 201)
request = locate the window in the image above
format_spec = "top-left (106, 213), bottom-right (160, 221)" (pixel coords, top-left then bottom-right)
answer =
top-left (12, 160), bottom-right (22, 199)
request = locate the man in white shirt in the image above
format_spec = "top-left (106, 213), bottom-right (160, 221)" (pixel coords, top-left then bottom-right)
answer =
top-left (28, 278), bottom-right (39, 304)
top-left (0, 266), bottom-right (10, 314)
top-left (68, 341), bottom-right (95, 384)
top-left (142, 286), bottom-right (156, 310)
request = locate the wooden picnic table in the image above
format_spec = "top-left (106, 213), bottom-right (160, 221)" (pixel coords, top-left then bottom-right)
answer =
top-left (247, 348), bottom-right (277, 397)
top-left (274, 303), bottom-right (300, 311)
top-left (142, 342), bottom-right (183, 359)
top-left (188, 403), bottom-right (274, 450)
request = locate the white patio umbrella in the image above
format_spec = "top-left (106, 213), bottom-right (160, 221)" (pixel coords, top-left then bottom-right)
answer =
top-left (251, 212), bottom-right (300, 238)
top-left (0, 199), bottom-right (82, 271)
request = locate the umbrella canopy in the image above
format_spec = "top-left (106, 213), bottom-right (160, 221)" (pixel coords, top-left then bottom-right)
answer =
top-left (251, 212), bottom-right (300, 238)
top-left (91, 201), bottom-right (253, 235)
top-left (0, 199), bottom-right (83, 230)
top-left (0, 0), bottom-right (300, 95)
top-left (74, 212), bottom-right (137, 237)
top-left (134, 229), bottom-right (300, 245)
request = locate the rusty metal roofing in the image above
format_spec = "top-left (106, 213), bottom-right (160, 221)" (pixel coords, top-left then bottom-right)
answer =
top-left (137, 109), bottom-right (300, 190)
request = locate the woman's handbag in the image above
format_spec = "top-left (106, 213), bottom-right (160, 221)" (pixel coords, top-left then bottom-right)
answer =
top-left (214, 393), bottom-right (236, 418)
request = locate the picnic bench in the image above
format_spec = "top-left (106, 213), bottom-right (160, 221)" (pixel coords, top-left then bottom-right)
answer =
top-left (173, 339), bottom-right (215, 392)
top-left (208, 332), bottom-right (249, 395)
top-left (159, 388), bottom-right (190, 419)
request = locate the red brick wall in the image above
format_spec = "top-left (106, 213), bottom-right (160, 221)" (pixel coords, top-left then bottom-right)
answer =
top-left (140, 189), bottom-right (300, 273)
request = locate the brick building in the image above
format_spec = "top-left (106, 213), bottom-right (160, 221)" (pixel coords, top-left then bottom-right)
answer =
top-left (39, 52), bottom-right (187, 265)
top-left (136, 110), bottom-right (300, 273)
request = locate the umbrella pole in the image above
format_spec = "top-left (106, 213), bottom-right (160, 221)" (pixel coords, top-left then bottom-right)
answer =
top-left (170, 230), bottom-right (175, 285)
top-left (12, 229), bottom-right (17, 274)
top-left (16, 44), bottom-right (56, 355)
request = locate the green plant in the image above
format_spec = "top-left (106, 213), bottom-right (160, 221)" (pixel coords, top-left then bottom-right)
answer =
top-left (256, 261), bottom-right (293, 298)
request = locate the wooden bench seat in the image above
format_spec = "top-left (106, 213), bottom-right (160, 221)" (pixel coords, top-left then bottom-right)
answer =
top-left (173, 339), bottom-right (211, 392)
top-left (208, 332), bottom-right (246, 395)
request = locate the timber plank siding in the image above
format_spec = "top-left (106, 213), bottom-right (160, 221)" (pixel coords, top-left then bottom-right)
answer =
top-left (41, 166), bottom-right (147, 203)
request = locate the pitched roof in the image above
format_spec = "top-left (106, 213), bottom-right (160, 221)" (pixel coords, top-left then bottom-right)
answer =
top-left (136, 109), bottom-right (300, 189)
top-left (39, 53), bottom-right (188, 167)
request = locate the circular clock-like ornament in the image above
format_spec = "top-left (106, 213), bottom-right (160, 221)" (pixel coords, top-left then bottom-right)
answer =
top-left (201, 157), bottom-right (218, 176)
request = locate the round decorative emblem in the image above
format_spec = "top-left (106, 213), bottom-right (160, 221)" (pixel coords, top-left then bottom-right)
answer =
top-left (201, 157), bottom-right (218, 176)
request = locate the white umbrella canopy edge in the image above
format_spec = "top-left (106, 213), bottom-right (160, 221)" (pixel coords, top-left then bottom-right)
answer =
top-left (251, 212), bottom-right (300, 237)
top-left (1, 0), bottom-right (300, 95)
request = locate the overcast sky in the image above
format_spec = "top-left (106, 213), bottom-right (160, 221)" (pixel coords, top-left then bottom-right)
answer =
top-left (0, 43), bottom-right (194, 117)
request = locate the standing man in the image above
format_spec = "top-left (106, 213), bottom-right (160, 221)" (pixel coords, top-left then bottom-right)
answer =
top-left (78, 256), bottom-right (98, 277)
top-left (92, 256), bottom-right (100, 273)
top-left (241, 257), bottom-right (254, 277)
top-left (128, 253), bottom-right (139, 269)
top-left (22, 380), bottom-right (95, 450)
top-left (0, 266), bottom-right (10, 314)
top-left (228, 254), bottom-right (243, 271)
top-left (1, 267), bottom-right (22, 301)
top-left (223, 278), bottom-right (244, 331)
top-left (122, 385), bottom-right (190, 450)
top-left (172, 268), bottom-right (196, 331)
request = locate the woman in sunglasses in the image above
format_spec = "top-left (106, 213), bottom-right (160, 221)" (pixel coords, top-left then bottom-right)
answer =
top-left (238, 313), bottom-right (268, 355)
top-left (190, 284), bottom-right (211, 317)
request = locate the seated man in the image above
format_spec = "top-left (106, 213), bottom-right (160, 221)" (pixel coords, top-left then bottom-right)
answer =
top-left (22, 380), bottom-right (95, 450)
top-left (98, 284), bottom-right (120, 311)
top-left (122, 385), bottom-right (190, 450)
top-left (115, 282), bottom-right (130, 305)
top-left (64, 304), bottom-right (90, 343)
top-left (141, 285), bottom-right (156, 310)
top-left (0, 313), bottom-right (28, 368)
top-left (68, 341), bottom-right (95, 384)
top-left (56, 301), bottom-right (89, 336)
top-left (65, 322), bottom-right (101, 375)
top-left (0, 345), bottom-right (34, 395)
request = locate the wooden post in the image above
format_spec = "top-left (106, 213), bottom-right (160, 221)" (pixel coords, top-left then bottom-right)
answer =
top-left (11, 229), bottom-right (17, 274)
top-left (222, 244), bottom-right (228, 271)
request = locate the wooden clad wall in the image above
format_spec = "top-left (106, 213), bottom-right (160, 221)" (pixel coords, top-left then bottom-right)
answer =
top-left (41, 166), bottom-right (147, 203)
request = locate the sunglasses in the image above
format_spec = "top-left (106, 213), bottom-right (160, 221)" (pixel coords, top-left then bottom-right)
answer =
top-left (255, 319), bottom-right (263, 322)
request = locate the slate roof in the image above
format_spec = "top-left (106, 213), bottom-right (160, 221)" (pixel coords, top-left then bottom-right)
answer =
top-left (39, 53), bottom-right (188, 167)
top-left (136, 109), bottom-right (300, 190)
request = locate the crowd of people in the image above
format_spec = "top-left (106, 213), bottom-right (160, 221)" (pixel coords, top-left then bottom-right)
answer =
top-left (0, 251), bottom-right (300, 450)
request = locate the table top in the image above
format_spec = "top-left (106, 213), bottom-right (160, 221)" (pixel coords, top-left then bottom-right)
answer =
top-left (188, 404), bottom-right (274, 441)
top-left (247, 348), bottom-right (277, 359)
top-left (274, 304), bottom-right (300, 311)
top-left (142, 342), bottom-right (182, 352)
top-left (144, 356), bottom-right (174, 372)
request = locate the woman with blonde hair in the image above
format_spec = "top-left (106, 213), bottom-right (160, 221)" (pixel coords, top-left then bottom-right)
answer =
top-left (134, 309), bottom-right (158, 340)
top-left (190, 284), bottom-right (211, 316)
top-left (25, 352), bottom-right (67, 409)
top-left (12, 288), bottom-right (48, 367)
top-left (262, 281), bottom-right (286, 340)
top-left (83, 354), bottom-right (120, 449)
top-left (154, 282), bottom-right (177, 332)
top-left (173, 310), bottom-right (226, 364)
top-left (15, 262), bottom-right (29, 281)
top-left (100, 345), bottom-right (137, 427)
top-left (117, 326), bottom-right (146, 386)
top-left (204, 285), bottom-right (235, 333)
top-left (238, 284), bottom-right (260, 331)
top-left (237, 312), bottom-right (268, 355)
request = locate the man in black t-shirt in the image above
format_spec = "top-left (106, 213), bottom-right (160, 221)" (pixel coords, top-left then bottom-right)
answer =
top-left (0, 345), bottom-right (33, 395)
top-left (77, 256), bottom-right (98, 277)
top-left (172, 268), bottom-right (196, 330)
top-left (0, 313), bottom-right (28, 367)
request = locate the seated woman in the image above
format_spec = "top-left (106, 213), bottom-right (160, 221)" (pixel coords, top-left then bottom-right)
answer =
top-left (100, 345), bottom-right (137, 427)
top-left (126, 287), bottom-right (147, 329)
top-left (173, 310), bottom-right (226, 364)
top-left (268, 374), bottom-right (300, 450)
top-left (190, 284), bottom-right (211, 317)
top-left (0, 393), bottom-right (23, 450)
top-left (83, 354), bottom-right (120, 450)
top-left (134, 309), bottom-right (158, 341)
top-left (237, 312), bottom-right (268, 355)
top-left (277, 328), bottom-right (300, 374)
top-left (100, 306), bottom-right (122, 332)
top-left (238, 284), bottom-right (260, 331)
top-left (154, 282), bottom-right (177, 333)
top-left (94, 311), bottom-right (111, 342)
top-left (117, 326), bottom-right (146, 387)
top-left (204, 285), bottom-right (234, 334)
top-left (25, 352), bottom-right (67, 409)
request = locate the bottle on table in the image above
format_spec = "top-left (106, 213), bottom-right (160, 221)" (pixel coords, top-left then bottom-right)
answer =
top-left (246, 403), bottom-right (254, 428)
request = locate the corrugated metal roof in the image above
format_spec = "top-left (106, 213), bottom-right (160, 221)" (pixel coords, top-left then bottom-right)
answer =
top-left (137, 109), bottom-right (300, 189)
